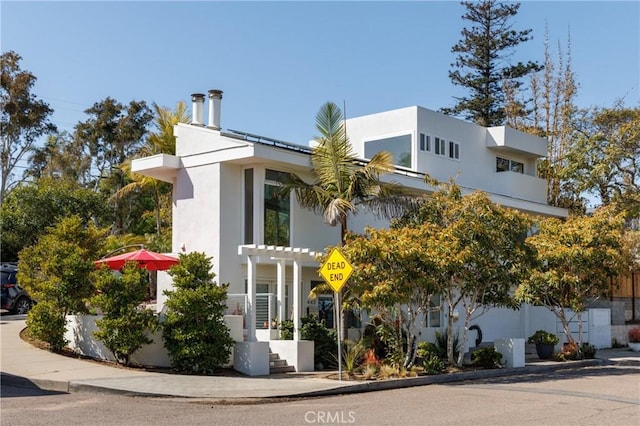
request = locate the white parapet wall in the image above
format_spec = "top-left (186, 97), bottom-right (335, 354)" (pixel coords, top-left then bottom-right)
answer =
top-left (494, 338), bottom-right (525, 368)
top-left (269, 340), bottom-right (314, 372)
top-left (65, 314), bottom-right (116, 362)
top-left (65, 314), bottom-right (243, 368)
top-left (234, 341), bottom-right (270, 376)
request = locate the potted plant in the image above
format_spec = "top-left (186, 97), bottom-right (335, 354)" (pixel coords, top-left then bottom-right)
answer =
top-left (528, 330), bottom-right (559, 359)
top-left (628, 327), bottom-right (640, 352)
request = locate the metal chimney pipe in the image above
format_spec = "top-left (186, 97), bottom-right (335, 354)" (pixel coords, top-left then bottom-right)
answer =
top-left (191, 93), bottom-right (205, 126)
top-left (208, 89), bottom-right (223, 130)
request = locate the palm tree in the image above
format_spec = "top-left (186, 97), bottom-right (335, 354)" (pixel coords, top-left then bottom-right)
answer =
top-left (113, 102), bottom-right (189, 237)
top-left (282, 101), bottom-right (418, 338)
top-left (144, 101), bottom-right (189, 156)
top-left (283, 101), bottom-right (416, 244)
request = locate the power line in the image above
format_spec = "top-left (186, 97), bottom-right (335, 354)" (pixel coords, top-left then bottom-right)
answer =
top-left (41, 96), bottom-right (89, 107)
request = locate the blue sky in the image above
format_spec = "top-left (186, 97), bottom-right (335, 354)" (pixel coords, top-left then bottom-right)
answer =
top-left (2, 1), bottom-right (639, 148)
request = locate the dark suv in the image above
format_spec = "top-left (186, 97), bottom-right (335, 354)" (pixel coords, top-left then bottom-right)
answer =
top-left (1, 263), bottom-right (33, 314)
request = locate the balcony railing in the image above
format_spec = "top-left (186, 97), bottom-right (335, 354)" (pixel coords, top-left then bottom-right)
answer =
top-left (227, 293), bottom-right (277, 329)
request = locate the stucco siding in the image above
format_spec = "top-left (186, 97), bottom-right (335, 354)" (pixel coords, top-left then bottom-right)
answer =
top-left (218, 163), bottom-right (245, 288)
top-left (173, 163), bottom-right (222, 278)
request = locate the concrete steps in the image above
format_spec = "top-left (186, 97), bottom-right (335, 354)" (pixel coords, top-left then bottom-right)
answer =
top-left (269, 351), bottom-right (295, 374)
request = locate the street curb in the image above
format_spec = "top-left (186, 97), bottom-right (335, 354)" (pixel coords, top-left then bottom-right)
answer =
top-left (68, 382), bottom-right (171, 398)
top-left (1, 373), bottom-right (70, 393)
top-left (5, 357), bottom-right (626, 400)
top-left (55, 358), bottom-right (607, 399)
top-left (284, 358), bottom-right (607, 398)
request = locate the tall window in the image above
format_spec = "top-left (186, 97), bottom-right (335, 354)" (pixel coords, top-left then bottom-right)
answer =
top-left (264, 169), bottom-right (290, 246)
top-left (434, 137), bottom-right (445, 156)
top-left (244, 168), bottom-right (254, 244)
top-left (419, 133), bottom-right (431, 152)
top-left (449, 141), bottom-right (460, 159)
top-left (317, 295), bottom-right (334, 328)
top-left (364, 134), bottom-right (412, 168)
top-left (426, 295), bottom-right (442, 328)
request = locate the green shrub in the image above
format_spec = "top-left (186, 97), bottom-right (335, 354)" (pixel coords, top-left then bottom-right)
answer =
top-left (279, 316), bottom-right (337, 370)
top-left (375, 320), bottom-right (405, 368)
top-left (471, 347), bottom-right (503, 369)
top-left (279, 319), bottom-right (294, 340)
top-left (18, 216), bottom-right (106, 352)
top-left (94, 312), bottom-right (157, 365)
top-left (581, 342), bottom-right (597, 359)
top-left (422, 354), bottom-right (446, 375)
top-left (332, 339), bottom-right (366, 376)
top-left (417, 341), bottom-right (445, 360)
top-left (92, 264), bottom-right (158, 366)
top-left (301, 316), bottom-right (338, 369)
top-left (435, 329), bottom-right (460, 362)
top-left (162, 252), bottom-right (234, 375)
top-left (527, 330), bottom-right (559, 345)
top-left (26, 301), bottom-right (67, 352)
top-left (611, 338), bottom-right (625, 348)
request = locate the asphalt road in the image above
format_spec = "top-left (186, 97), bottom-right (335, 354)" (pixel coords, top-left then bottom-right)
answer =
top-left (2, 364), bottom-right (638, 426)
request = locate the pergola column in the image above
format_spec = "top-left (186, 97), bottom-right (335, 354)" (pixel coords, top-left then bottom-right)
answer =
top-left (239, 244), bottom-right (318, 343)
top-left (293, 258), bottom-right (301, 341)
top-left (246, 254), bottom-right (257, 342)
top-left (276, 259), bottom-right (286, 325)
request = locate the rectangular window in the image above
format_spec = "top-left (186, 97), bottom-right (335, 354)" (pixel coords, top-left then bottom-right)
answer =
top-left (510, 160), bottom-right (524, 173)
top-left (426, 295), bottom-right (442, 328)
top-left (365, 134), bottom-right (412, 167)
top-left (264, 169), bottom-right (290, 246)
top-left (496, 157), bottom-right (524, 174)
top-left (435, 137), bottom-right (445, 156)
top-left (244, 168), bottom-right (254, 244)
top-left (317, 294), bottom-right (334, 329)
top-left (496, 157), bottom-right (510, 172)
top-left (347, 309), bottom-right (362, 329)
top-left (419, 133), bottom-right (430, 152)
top-left (449, 141), bottom-right (460, 159)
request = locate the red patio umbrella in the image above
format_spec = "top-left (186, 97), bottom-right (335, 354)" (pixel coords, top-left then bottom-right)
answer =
top-left (95, 248), bottom-right (179, 271)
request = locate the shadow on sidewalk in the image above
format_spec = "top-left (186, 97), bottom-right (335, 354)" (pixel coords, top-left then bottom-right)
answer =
top-left (1, 372), bottom-right (67, 398)
top-left (444, 364), bottom-right (639, 387)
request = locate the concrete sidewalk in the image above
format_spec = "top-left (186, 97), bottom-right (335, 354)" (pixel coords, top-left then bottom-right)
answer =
top-left (2, 314), bottom-right (638, 399)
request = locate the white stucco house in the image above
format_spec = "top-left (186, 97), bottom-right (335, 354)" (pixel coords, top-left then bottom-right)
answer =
top-left (131, 90), bottom-right (610, 375)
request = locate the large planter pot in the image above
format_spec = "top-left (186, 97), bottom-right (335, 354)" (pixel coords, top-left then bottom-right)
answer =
top-left (535, 343), bottom-right (555, 359)
top-left (629, 342), bottom-right (640, 352)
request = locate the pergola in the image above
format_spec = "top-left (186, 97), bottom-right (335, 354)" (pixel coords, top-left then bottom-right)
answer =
top-left (238, 244), bottom-right (320, 342)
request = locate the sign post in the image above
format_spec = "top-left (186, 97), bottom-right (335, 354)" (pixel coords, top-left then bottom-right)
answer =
top-left (319, 248), bottom-right (354, 381)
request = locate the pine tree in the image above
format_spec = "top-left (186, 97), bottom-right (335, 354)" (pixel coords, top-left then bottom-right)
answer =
top-left (444, 1), bottom-right (541, 127)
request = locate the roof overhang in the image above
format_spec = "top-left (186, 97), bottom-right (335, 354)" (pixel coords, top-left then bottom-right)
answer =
top-left (486, 126), bottom-right (547, 158)
top-left (131, 154), bottom-right (180, 183)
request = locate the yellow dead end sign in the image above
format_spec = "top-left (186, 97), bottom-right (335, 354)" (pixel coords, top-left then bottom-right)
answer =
top-left (319, 248), bottom-right (353, 292)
